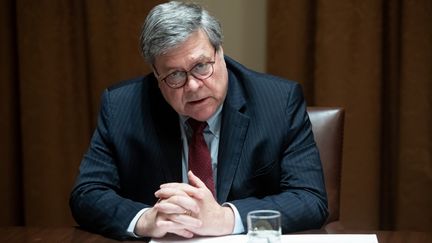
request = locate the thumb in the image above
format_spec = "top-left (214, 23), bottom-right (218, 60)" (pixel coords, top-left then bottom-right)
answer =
top-left (188, 170), bottom-right (207, 189)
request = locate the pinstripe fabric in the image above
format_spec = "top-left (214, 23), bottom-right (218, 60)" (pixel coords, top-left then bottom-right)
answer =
top-left (70, 57), bottom-right (328, 240)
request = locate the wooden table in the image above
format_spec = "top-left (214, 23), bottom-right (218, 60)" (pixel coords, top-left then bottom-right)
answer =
top-left (1, 227), bottom-right (431, 243)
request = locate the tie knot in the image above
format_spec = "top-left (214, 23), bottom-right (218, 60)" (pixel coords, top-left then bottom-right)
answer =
top-left (188, 119), bottom-right (207, 133)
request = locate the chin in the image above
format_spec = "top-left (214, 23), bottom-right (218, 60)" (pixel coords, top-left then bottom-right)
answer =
top-left (188, 109), bottom-right (215, 121)
top-left (184, 104), bottom-right (217, 121)
top-left (189, 114), bottom-right (210, 122)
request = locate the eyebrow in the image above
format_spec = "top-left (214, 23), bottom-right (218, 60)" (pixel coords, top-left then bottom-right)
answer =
top-left (164, 53), bottom-right (212, 73)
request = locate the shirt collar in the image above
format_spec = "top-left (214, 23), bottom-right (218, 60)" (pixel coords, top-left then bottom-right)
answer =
top-left (180, 104), bottom-right (223, 137)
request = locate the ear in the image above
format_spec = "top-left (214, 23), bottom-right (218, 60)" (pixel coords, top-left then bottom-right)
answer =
top-left (218, 46), bottom-right (224, 57)
top-left (151, 64), bottom-right (160, 79)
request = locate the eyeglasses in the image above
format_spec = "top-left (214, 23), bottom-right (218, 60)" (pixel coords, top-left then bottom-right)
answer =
top-left (153, 49), bottom-right (217, 89)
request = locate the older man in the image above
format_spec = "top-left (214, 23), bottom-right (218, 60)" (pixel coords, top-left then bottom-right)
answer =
top-left (70, 1), bottom-right (328, 240)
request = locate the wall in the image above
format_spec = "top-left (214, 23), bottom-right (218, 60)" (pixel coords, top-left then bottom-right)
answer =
top-left (190, 0), bottom-right (267, 73)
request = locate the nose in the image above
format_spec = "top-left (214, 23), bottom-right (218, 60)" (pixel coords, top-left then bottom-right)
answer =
top-left (183, 73), bottom-right (203, 91)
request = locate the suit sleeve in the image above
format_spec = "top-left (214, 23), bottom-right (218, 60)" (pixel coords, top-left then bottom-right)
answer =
top-left (69, 90), bottom-right (148, 240)
top-left (230, 83), bottom-right (328, 233)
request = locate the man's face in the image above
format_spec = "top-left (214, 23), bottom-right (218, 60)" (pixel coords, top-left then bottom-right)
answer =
top-left (153, 29), bottom-right (228, 121)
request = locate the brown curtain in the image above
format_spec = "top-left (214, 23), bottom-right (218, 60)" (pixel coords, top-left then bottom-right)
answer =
top-left (0, 0), bottom-right (163, 226)
top-left (268, 0), bottom-right (432, 231)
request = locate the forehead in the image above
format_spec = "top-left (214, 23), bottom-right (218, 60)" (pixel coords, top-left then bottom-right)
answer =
top-left (154, 30), bottom-right (214, 70)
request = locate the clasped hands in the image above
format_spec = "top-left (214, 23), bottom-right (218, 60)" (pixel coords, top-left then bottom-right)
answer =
top-left (134, 171), bottom-right (235, 238)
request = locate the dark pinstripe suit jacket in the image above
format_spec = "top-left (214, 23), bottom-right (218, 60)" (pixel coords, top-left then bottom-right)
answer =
top-left (70, 57), bottom-right (328, 240)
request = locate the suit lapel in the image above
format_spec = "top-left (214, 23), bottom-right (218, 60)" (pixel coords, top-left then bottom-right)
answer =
top-left (217, 71), bottom-right (250, 203)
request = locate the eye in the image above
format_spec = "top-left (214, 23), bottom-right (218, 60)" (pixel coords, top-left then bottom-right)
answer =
top-left (165, 71), bottom-right (186, 86)
top-left (193, 63), bottom-right (210, 74)
top-left (168, 71), bottom-right (184, 79)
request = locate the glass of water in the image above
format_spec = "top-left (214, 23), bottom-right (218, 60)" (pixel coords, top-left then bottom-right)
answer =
top-left (247, 210), bottom-right (281, 243)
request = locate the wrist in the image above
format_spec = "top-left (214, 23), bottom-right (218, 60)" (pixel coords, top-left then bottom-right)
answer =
top-left (135, 207), bottom-right (158, 237)
top-left (221, 206), bottom-right (235, 235)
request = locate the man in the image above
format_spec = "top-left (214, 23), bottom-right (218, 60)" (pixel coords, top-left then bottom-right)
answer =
top-left (70, 1), bottom-right (328, 240)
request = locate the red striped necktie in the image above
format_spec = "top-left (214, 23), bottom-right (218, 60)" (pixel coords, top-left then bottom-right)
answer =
top-left (188, 119), bottom-right (215, 197)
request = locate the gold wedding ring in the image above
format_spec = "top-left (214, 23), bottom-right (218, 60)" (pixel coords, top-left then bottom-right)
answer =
top-left (184, 209), bottom-right (192, 216)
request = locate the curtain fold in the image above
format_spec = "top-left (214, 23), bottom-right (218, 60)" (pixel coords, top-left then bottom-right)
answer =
top-left (268, 0), bottom-right (432, 231)
top-left (0, 0), bottom-right (23, 227)
top-left (380, 0), bottom-right (402, 230)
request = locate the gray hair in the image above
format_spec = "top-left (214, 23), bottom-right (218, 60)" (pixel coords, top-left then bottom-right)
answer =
top-left (140, 1), bottom-right (223, 64)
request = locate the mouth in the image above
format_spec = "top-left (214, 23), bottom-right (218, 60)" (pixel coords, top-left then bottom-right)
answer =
top-left (188, 97), bottom-right (208, 105)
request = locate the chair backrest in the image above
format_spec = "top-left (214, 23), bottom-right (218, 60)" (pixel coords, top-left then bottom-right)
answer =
top-left (307, 107), bottom-right (344, 224)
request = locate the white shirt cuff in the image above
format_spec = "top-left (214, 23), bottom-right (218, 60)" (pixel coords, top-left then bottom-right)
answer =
top-left (222, 202), bottom-right (245, 234)
top-left (126, 208), bottom-right (149, 237)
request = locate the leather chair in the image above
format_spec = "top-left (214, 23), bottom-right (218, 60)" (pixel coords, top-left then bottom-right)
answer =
top-left (307, 107), bottom-right (345, 229)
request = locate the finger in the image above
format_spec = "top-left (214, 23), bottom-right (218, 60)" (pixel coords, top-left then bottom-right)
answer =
top-left (156, 194), bottom-right (200, 214)
top-left (155, 187), bottom-right (189, 199)
top-left (155, 200), bottom-right (199, 215)
top-left (187, 170), bottom-right (207, 189)
top-left (155, 201), bottom-right (186, 214)
top-left (187, 171), bottom-right (208, 199)
top-left (159, 182), bottom-right (187, 188)
top-left (170, 229), bottom-right (194, 238)
top-left (156, 217), bottom-right (198, 237)
top-left (160, 182), bottom-right (201, 195)
top-left (167, 213), bottom-right (202, 228)
top-left (156, 185), bottom-right (203, 201)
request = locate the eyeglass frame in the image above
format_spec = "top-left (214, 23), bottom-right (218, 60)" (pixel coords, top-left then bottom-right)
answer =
top-left (152, 48), bottom-right (217, 89)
